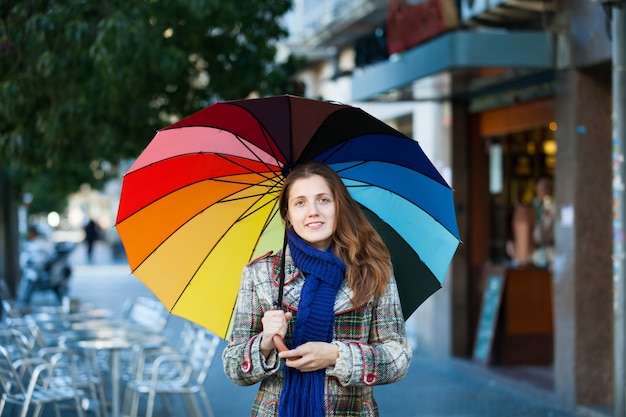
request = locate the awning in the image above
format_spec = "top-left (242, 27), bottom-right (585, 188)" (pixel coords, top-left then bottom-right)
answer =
top-left (352, 30), bottom-right (554, 102)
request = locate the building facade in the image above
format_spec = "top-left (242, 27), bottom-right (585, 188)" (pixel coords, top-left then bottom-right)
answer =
top-left (283, 0), bottom-right (616, 413)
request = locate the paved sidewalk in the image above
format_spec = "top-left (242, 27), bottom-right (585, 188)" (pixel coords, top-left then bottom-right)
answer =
top-left (26, 242), bottom-right (611, 416)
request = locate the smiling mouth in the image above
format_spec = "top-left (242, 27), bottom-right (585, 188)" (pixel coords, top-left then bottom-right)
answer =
top-left (306, 222), bottom-right (324, 228)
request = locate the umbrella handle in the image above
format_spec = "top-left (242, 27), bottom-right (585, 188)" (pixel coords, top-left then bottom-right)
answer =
top-left (273, 335), bottom-right (289, 352)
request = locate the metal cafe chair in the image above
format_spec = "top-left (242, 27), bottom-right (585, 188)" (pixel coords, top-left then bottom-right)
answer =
top-left (12, 316), bottom-right (108, 417)
top-left (121, 297), bottom-right (169, 332)
top-left (2, 317), bottom-right (107, 417)
top-left (38, 345), bottom-right (108, 417)
top-left (123, 321), bottom-right (198, 382)
top-left (121, 322), bottom-right (199, 415)
top-left (122, 327), bottom-right (220, 417)
top-left (117, 296), bottom-right (172, 379)
top-left (0, 345), bottom-right (86, 417)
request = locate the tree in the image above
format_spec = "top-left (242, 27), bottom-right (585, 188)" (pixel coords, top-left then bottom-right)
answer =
top-left (0, 0), bottom-right (300, 207)
top-left (0, 0), bottom-right (303, 297)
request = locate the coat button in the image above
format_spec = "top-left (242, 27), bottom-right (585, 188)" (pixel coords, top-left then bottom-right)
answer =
top-left (242, 361), bottom-right (251, 373)
top-left (366, 373), bottom-right (375, 384)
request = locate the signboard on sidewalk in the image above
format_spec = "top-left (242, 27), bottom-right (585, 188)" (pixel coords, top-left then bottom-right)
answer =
top-left (473, 269), bottom-right (506, 364)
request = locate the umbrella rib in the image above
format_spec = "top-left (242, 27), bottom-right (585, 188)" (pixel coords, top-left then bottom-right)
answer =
top-left (129, 179), bottom-right (280, 272)
top-left (164, 121), bottom-right (286, 175)
top-left (314, 140), bottom-right (355, 167)
top-left (236, 185), bottom-right (282, 222)
top-left (222, 100), bottom-right (290, 168)
top-left (210, 178), bottom-right (281, 195)
top-left (313, 135), bottom-right (447, 183)
top-left (169, 189), bottom-right (282, 312)
top-left (318, 158), bottom-right (458, 237)
top-left (167, 119), bottom-right (282, 159)
top-left (213, 153), bottom-right (283, 187)
top-left (200, 108), bottom-right (287, 174)
top-left (248, 199), bottom-right (282, 257)
top-left (226, 130), bottom-right (286, 177)
top-left (342, 175), bottom-right (459, 238)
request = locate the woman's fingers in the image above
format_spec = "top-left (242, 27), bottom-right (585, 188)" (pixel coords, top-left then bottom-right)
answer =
top-left (261, 310), bottom-right (292, 351)
top-left (279, 342), bottom-right (337, 371)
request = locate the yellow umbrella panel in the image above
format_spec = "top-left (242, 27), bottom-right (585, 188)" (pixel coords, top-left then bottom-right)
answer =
top-left (123, 176), bottom-right (283, 338)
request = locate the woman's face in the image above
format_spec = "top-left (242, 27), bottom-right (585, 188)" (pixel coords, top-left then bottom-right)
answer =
top-left (286, 174), bottom-right (336, 251)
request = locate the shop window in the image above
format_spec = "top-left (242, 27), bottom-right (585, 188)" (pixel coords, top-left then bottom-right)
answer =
top-left (487, 126), bottom-right (556, 265)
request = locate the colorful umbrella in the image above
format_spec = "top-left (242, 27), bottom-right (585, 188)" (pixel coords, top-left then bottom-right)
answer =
top-left (115, 95), bottom-right (460, 339)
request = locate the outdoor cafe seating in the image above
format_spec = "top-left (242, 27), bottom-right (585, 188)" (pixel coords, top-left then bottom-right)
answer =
top-left (121, 322), bottom-right (220, 417)
top-left (0, 294), bottom-right (216, 417)
top-left (0, 326), bottom-right (87, 417)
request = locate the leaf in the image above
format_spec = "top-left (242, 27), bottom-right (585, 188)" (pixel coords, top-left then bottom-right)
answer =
top-left (0, 0), bottom-right (298, 211)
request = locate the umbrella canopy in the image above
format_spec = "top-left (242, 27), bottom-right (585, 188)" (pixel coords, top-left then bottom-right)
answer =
top-left (115, 95), bottom-right (460, 339)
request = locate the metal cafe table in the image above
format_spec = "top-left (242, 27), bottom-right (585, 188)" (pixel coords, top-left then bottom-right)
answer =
top-left (60, 321), bottom-right (167, 417)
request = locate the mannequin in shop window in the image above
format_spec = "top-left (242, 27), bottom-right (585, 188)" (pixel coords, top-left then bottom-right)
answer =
top-left (507, 177), bottom-right (555, 269)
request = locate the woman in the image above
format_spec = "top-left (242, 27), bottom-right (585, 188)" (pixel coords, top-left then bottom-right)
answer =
top-left (222, 161), bottom-right (412, 417)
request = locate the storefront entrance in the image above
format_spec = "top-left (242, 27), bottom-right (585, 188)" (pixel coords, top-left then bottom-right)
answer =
top-left (470, 98), bottom-right (556, 367)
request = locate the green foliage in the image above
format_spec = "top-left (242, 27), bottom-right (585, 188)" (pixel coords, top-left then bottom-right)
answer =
top-left (0, 0), bottom-right (300, 212)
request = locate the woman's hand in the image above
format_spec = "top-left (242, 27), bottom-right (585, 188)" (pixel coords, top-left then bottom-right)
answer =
top-left (279, 341), bottom-right (339, 372)
top-left (260, 310), bottom-right (292, 357)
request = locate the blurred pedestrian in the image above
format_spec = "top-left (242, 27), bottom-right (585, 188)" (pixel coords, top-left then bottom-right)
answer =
top-left (531, 176), bottom-right (555, 268)
top-left (223, 161), bottom-right (412, 417)
top-left (83, 218), bottom-right (100, 264)
top-left (22, 225), bottom-right (55, 267)
top-left (506, 176), bottom-right (555, 268)
top-left (18, 225), bottom-right (56, 304)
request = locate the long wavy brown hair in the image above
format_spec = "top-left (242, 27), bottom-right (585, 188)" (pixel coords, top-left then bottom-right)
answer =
top-left (279, 161), bottom-right (392, 307)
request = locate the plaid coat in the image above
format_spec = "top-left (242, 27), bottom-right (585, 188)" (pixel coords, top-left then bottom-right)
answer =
top-left (222, 249), bottom-right (412, 417)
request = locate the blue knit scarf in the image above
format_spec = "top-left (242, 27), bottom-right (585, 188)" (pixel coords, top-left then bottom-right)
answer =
top-left (278, 229), bottom-right (346, 417)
